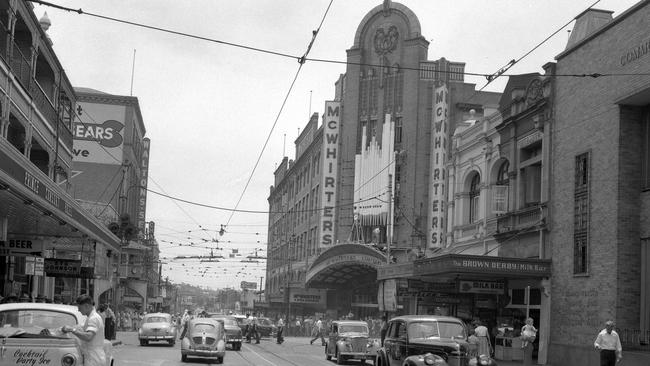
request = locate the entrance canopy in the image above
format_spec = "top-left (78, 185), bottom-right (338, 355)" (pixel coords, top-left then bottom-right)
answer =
top-left (306, 243), bottom-right (386, 288)
top-left (378, 253), bottom-right (551, 280)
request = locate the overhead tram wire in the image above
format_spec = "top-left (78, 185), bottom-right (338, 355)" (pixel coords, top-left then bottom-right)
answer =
top-left (223, 0), bottom-right (334, 229)
top-left (28, 1), bottom-right (650, 80)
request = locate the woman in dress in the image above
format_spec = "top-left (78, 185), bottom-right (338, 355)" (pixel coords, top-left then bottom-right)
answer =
top-left (473, 321), bottom-right (492, 356)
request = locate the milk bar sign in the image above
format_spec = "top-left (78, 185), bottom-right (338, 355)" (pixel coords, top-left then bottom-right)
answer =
top-left (459, 280), bottom-right (505, 294)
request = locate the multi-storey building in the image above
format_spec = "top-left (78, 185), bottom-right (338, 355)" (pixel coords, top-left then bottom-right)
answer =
top-left (550, 3), bottom-right (650, 366)
top-left (71, 87), bottom-right (155, 311)
top-left (0, 1), bottom-right (120, 302)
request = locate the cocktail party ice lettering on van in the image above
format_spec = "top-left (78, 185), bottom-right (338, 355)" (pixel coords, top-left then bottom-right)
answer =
top-left (320, 101), bottom-right (340, 247)
top-left (13, 349), bottom-right (51, 366)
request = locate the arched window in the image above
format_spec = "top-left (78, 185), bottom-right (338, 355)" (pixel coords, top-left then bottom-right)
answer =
top-left (493, 161), bottom-right (510, 214)
top-left (469, 174), bottom-right (481, 223)
top-left (497, 161), bottom-right (509, 185)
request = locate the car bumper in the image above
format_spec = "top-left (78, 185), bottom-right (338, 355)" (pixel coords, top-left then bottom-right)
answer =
top-left (182, 349), bottom-right (226, 358)
top-left (339, 352), bottom-right (376, 360)
top-left (226, 337), bottom-right (242, 344)
top-left (140, 335), bottom-right (175, 341)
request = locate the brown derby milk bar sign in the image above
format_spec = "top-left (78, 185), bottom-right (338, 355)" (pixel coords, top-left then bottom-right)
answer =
top-left (414, 254), bottom-right (551, 277)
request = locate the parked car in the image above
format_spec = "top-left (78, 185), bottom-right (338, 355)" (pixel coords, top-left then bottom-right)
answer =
top-left (207, 314), bottom-right (243, 350)
top-left (181, 318), bottom-right (226, 363)
top-left (257, 317), bottom-right (277, 338)
top-left (232, 314), bottom-right (248, 333)
top-left (376, 315), bottom-right (469, 366)
top-left (325, 320), bottom-right (379, 364)
top-left (0, 303), bottom-right (114, 366)
top-left (139, 312), bottom-right (177, 346)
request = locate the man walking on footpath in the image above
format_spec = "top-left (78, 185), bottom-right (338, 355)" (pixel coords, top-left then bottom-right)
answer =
top-left (594, 320), bottom-right (622, 366)
top-left (310, 317), bottom-right (326, 346)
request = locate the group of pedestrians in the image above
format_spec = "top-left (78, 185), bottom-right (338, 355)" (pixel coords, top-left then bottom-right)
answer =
top-left (115, 310), bottom-right (144, 331)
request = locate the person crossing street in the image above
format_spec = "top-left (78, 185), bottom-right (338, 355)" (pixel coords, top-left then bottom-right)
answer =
top-left (309, 317), bottom-right (326, 346)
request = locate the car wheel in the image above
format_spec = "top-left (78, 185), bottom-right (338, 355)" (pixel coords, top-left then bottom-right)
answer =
top-left (326, 346), bottom-right (331, 360)
top-left (139, 340), bottom-right (147, 346)
top-left (168, 340), bottom-right (175, 346)
top-left (336, 347), bottom-right (345, 365)
top-left (181, 354), bottom-right (187, 362)
top-left (234, 342), bottom-right (242, 351)
top-left (216, 357), bottom-right (224, 364)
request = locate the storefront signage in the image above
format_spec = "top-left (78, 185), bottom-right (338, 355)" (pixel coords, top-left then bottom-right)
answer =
top-left (137, 138), bottom-right (150, 234)
top-left (620, 37), bottom-right (650, 66)
top-left (518, 130), bottom-right (543, 149)
top-left (417, 292), bottom-right (461, 304)
top-left (319, 101), bottom-right (340, 247)
top-left (414, 254), bottom-right (551, 277)
top-left (459, 280), bottom-right (505, 294)
top-left (0, 239), bottom-right (43, 257)
top-left (377, 262), bottom-right (414, 280)
top-left (0, 148), bottom-right (121, 249)
top-left (44, 259), bottom-right (94, 278)
top-left (290, 289), bottom-right (326, 305)
top-left (427, 84), bottom-right (448, 249)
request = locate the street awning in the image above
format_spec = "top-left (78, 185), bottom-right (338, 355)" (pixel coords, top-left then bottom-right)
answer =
top-left (305, 243), bottom-right (386, 288)
top-left (0, 144), bottom-right (121, 252)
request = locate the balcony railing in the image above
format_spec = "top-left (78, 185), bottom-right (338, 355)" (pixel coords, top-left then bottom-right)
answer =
top-left (10, 41), bottom-right (31, 89)
top-left (496, 204), bottom-right (546, 234)
top-left (618, 328), bottom-right (650, 352)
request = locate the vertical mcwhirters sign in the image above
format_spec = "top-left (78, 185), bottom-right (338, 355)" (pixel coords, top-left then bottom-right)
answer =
top-left (427, 84), bottom-right (448, 249)
top-left (137, 138), bottom-right (150, 235)
top-left (319, 101), bottom-right (340, 247)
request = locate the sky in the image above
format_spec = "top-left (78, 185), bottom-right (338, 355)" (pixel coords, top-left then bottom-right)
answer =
top-left (32, 0), bottom-right (641, 290)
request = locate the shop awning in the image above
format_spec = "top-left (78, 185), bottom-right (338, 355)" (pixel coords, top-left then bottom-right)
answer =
top-left (305, 243), bottom-right (387, 288)
top-left (378, 253), bottom-right (551, 280)
top-left (0, 144), bottom-right (121, 252)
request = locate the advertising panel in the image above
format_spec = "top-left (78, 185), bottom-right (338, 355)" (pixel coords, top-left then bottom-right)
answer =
top-left (459, 280), bottom-right (505, 295)
top-left (290, 289), bottom-right (326, 305)
top-left (137, 138), bottom-right (151, 234)
top-left (0, 239), bottom-right (43, 257)
top-left (427, 84), bottom-right (449, 249)
top-left (73, 103), bottom-right (126, 165)
top-left (240, 281), bottom-right (258, 290)
top-left (319, 101), bottom-right (340, 247)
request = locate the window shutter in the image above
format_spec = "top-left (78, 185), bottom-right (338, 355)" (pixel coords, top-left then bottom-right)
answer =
top-left (492, 185), bottom-right (509, 214)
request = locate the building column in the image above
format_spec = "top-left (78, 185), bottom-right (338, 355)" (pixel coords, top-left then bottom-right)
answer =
top-left (538, 278), bottom-right (551, 365)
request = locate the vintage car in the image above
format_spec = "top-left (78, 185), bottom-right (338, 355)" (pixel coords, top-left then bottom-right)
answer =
top-left (207, 314), bottom-right (243, 350)
top-left (0, 303), bottom-right (114, 366)
top-left (181, 318), bottom-right (226, 363)
top-left (325, 320), bottom-right (379, 364)
top-left (138, 312), bottom-right (177, 346)
top-left (376, 315), bottom-right (469, 366)
top-left (257, 317), bottom-right (277, 338)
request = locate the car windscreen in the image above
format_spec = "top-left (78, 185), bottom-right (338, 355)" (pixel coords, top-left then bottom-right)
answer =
top-left (408, 321), bottom-right (466, 340)
top-left (213, 318), bottom-right (238, 326)
top-left (259, 319), bottom-right (273, 326)
top-left (192, 323), bottom-right (217, 333)
top-left (339, 325), bottom-right (368, 334)
top-left (146, 316), bottom-right (169, 323)
top-left (0, 309), bottom-right (77, 333)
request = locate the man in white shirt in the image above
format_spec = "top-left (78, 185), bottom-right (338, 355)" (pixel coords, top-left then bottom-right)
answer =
top-left (62, 294), bottom-right (106, 366)
top-left (310, 317), bottom-right (326, 346)
top-left (594, 320), bottom-right (622, 365)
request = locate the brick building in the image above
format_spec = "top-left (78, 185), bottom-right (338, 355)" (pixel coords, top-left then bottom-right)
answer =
top-left (549, 2), bottom-right (650, 366)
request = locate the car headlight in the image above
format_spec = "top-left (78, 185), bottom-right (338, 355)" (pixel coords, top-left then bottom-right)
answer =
top-left (61, 353), bottom-right (77, 366)
top-left (423, 353), bottom-right (445, 365)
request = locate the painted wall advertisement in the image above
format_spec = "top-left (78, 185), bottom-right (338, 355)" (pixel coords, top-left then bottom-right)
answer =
top-left (137, 138), bottom-right (151, 234)
top-left (319, 101), bottom-right (340, 247)
top-left (290, 289), bottom-right (326, 305)
top-left (72, 103), bottom-right (126, 165)
top-left (427, 84), bottom-right (449, 249)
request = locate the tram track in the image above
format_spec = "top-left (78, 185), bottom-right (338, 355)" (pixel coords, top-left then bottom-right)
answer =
top-left (234, 339), bottom-right (333, 366)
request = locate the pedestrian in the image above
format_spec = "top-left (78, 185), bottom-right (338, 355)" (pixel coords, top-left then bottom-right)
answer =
top-left (251, 313), bottom-right (260, 344)
top-left (594, 320), bottom-right (622, 366)
top-left (276, 317), bottom-right (285, 344)
top-left (179, 309), bottom-right (190, 340)
top-left (521, 317), bottom-right (537, 349)
top-left (309, 317), bottom-right (326, 346)
top-left (380, 313), bottom-right (389, 346)
top-left (62, 294), bottom-right (105, 366)
top-left (104, 304), bottom-right (116, 340)
top-left (473, 321), bottom-right (492, 357)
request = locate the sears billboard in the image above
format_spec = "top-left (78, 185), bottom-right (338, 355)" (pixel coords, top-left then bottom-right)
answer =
top-left (72, 103), bottom-right (126, 165)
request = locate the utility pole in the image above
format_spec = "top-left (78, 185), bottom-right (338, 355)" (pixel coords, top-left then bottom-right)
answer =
top-left (386, 174), bottom-right (393, 263)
